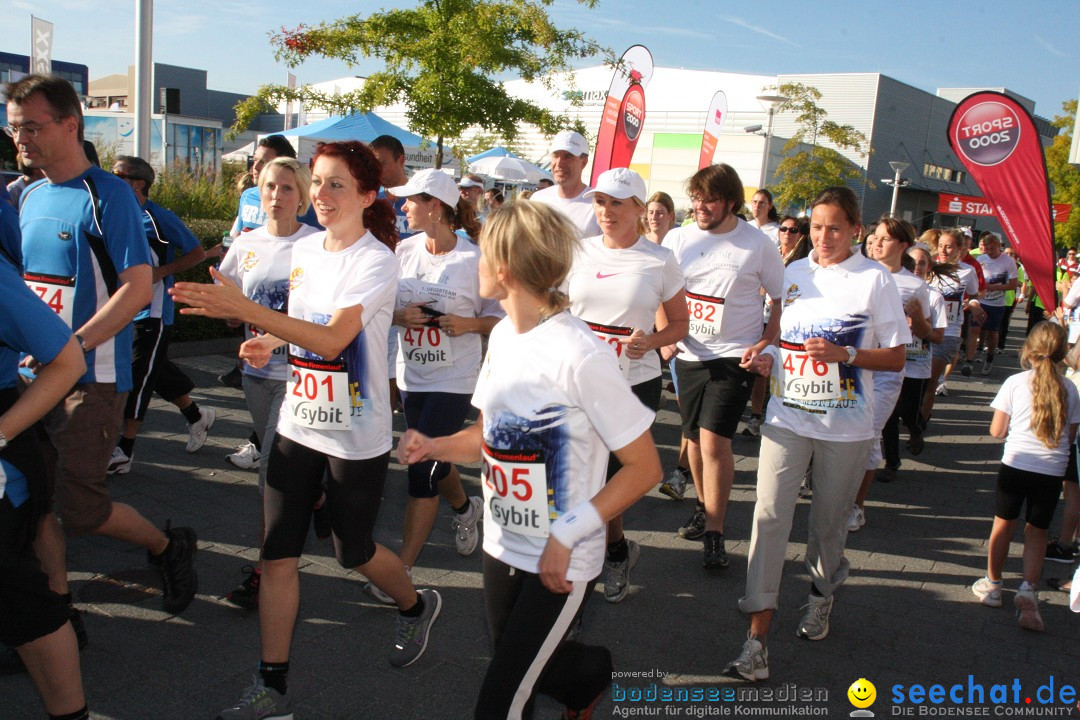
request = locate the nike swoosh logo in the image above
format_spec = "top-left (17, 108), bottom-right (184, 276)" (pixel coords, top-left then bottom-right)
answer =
top-left (596, 272), bottom-right (622, 279)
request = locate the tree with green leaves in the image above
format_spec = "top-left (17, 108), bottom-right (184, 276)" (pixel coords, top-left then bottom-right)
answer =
top-left (1047, 98), bottom-right (1079, 249)
top-left (231, 0), bottom-right (607, 168)
top-left (768, 82), bottom-right (870, 212)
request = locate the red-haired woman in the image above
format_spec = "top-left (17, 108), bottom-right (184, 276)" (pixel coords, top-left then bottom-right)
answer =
top-left (173, 141), bottom-right (441, 719)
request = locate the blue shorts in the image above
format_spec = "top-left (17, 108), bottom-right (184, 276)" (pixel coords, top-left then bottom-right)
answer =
top-left (980, 304), bottom-right (1006, 333)
top-left (401, 390), bottom-right (472, 498)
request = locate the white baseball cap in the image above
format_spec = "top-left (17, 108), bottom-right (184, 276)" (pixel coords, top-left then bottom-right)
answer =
top-left (388, 169), bottom-right (459, 207)
top-left (584, 168), bottom-right (647, 205)
top-left (458, 176), bottom-right (485, 189)
top-left (550, 130), bottom-right (589, 157)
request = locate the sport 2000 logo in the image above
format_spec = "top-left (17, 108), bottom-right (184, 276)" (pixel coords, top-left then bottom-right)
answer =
top-left (953, 102), bottom-right (1021, 167)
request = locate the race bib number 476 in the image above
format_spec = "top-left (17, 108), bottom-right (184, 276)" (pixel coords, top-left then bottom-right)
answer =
top-left (778, 340), bottom-right (842, 402)
top-left (481, 444), bottom-right (552, 538)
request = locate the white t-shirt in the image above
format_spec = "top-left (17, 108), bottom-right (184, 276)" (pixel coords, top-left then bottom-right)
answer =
top-left (752, 219), bottom-right (780, 247)
top-left (219, 224), bottom-right (319, 381)
top-left (977, 252), bottom-right (1018, 307)
top-left (472, 311), bottom-right (655, 582)
top-left (394, 234), bottom-right (503, 394)
top-left (764, 250), bottom-right (911, 441)
top-left (929, 264), bottom-right (980, 338)
top-left (662, 219), bottom-right (785, 361)
top-left (565, 235), bottom-right (684, 385)
top-left (1064, 278), bottom-right (1080, 310)
top-left (892, 268), bottom-right (941, 380)
top-left (992, 369), bottom-right (1080, 476)
top-left (275, 231), bottom-right (400, 461)
top-left (530, 185), bottom-right (601, 239)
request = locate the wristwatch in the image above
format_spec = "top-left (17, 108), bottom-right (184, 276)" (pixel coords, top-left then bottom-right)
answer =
top-left (0, 431), bottom-right (8, 451)
top-left (843, 345), bottom-right (857, 366)
top-left (74, 333), bottom-right (89, 353)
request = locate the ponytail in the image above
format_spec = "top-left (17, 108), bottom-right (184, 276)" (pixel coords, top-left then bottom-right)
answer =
top-left (453, 198), bottom-right (482, 242)
top-left (1022, 322), bottom-right (1069, 449)
top-left (364, 200), bottom-right (399, 251)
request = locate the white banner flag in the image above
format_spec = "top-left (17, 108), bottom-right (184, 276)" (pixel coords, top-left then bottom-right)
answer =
top-left (31, 16), bottom-right (54, 75)
top-left (285, 73), bottom-right (297, 130)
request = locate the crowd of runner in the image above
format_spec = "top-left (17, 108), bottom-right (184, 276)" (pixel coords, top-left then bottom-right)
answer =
top-left (2, 74), bottom-right (1078, 720)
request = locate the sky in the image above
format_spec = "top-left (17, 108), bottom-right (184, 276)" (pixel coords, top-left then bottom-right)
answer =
top-left (2, 0), bottom-right (1078, 120)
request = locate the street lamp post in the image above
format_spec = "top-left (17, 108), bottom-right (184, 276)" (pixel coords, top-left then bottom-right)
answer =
top-left (888, 161), bottom-right (910, 217)
top-left (756, 94), bottom-right (788, 191)
top-left (134, 0), bottom-right (153, 159)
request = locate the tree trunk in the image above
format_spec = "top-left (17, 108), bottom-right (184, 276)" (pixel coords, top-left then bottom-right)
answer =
top-left (436, 135), bottom-right (444, 170)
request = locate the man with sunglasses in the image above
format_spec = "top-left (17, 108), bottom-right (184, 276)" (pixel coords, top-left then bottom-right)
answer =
top-left (3, 76), bottom-right (198, 635)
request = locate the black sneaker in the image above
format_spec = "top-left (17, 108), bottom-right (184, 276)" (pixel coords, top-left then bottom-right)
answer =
top-left (1045, 540), bottom-right (1078, 564)
top-left (960, 362), bottom-right (973, 377)
top-left (150, 523), bottom-right (198, 614)
top-left (703, 532), bottom-right (729, 569)
top-left (218, 366), bottom-right (244, 390)
top-left (678, 507), bottom-right (706, 540)
top-left (225, 565), bottom-right (261, 609)
top-left (876, 465), bottom-right (898, 483)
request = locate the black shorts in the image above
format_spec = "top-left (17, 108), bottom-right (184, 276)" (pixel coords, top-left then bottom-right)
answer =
top-left (0, 497), bottom-right (70, 647)
top-left (605, 376), bottom-right (662, 481)
top-left (125, 320), bottom-right (194, 421)
top-left (675, 357), bottom-right (754, 440)
top-left (263, 435), bottom-right (390, 568)
top-left (994, 463), bottom-right (1063, 529)
top-left (1066, 444), bottom-right (1078, 485)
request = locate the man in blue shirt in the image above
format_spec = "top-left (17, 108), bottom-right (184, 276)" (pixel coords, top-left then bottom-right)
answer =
top-left (108, 155), bottom-right (214, 475)
top-left (5, 75), bottom-right (198, 621)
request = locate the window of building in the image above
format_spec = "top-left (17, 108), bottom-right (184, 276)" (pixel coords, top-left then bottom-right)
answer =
top-left (923, 163), bottom-right (964, 184)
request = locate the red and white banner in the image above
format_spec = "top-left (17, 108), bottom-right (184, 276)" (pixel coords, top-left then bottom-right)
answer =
top-left (590, 45), bottom-right (653, 185)
top-left (937, 192), bottom-right (1071, 223)
top-left (698, 91), bottom-right (728, 170)
top-left (947, 92), bottom-right (1057, 311)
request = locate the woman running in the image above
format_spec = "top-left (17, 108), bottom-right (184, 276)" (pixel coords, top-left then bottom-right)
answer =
top-left (922, 231), bottom-right (980, 415)
top-left (565, 168), bottom-right (687, 604)
top-left (398, 201), bottom-right (661, 719)
top-left (644, 191), bottom-right (676, 245)
top-left (725, 187), bottom-right (908, 682)
top-left (973, 322), bottom-right (1080, 632)
top-left (173, 141), bottom-right (441, 720)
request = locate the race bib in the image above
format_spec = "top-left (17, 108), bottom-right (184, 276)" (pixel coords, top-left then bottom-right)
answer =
top-left (586, 320), bottom-right (631, 379)
top-left (778, 340), bottom-right (843, 402)
top-left (400, 326), bottom-right (453, 369)
top-left (905, 338), bottom-right (930, 362)
top-left (24, 272), bottom-right (75, 328)
top-left (686, 290), bottom-right (724, 343)
top-left (481, 444), bottom-right (552, 538)
top-left (945, 300), bottom-right (962, 324)
top-left (285, 355), bottom-right (352, 430)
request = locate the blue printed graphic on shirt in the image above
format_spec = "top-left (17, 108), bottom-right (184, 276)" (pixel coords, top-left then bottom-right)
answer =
top-left (378, 190), bottom-right (417, 240)
top-left (234, 186), bottom-right (322, 234)
top-left (777, 315), bottom-right (867, 412)
top-left (483, 404), bottom-right (570, 511)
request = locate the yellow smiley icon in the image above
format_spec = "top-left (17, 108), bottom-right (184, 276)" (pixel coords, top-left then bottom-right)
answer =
top-left (848, 678), bottom-right (876, 709)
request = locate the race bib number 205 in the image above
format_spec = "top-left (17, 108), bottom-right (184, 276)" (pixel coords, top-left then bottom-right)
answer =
top-left (481, 444), bottom-right (552, 538)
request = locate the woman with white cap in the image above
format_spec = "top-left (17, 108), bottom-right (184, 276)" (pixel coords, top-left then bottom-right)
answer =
top-left (565, 167), bottom-right (688, 604)
top-left (364, 168), bottom-right (500, 603)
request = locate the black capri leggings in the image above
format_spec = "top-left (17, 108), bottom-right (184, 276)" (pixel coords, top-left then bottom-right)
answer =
top-left (263, 434), bottom-right (390, 568)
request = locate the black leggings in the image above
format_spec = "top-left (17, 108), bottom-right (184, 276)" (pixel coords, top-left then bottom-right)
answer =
top-left (263, 435), bottom-right (390, 568)
top-left (474, 553), bottom-right (611, 719)
top-left (883, 376), bottom-right (927, 468)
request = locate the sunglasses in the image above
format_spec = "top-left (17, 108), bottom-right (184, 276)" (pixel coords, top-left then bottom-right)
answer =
top-left (113, 171), bottom-right (140, 182)
top-left (778, 226), bottom-right (800, 234)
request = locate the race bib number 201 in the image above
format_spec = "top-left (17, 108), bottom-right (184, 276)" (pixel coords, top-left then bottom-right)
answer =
top-left (286, 355), bottom-right (352, 430)
top-left (481, 444), bottom-right (552, 538)
top-left (778, 340), bottom-right (842, 402)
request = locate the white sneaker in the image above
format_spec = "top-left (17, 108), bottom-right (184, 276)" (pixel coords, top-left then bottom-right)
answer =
top-left (724, 633), bottom-right (769, 681)
top-left (107, 446), bottom-right (132, 475)
top-left (451, 496), bottom-right (484, 556)
top-left (972, 577), bottom-right (1002, 607)
top-left (226, 441), bottom-right (260, 470)
top-left (185, 406), bottom-right (216, 453)
top-left (366, 566), bottom-right (410, 606)
top-left (1014, 587), bottom-right (1044, 631)
top-left (847, 505), bottom-right (865, 533)
top-left (935, 381), bottom-right (948, 396)
top-left (796, 593), bottom-right (833, 640)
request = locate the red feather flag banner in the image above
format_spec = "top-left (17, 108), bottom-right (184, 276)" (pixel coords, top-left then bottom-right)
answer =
top-left (699, 91), bottom-right (728, 170)
top-left (590, 45), bottom-right (654, 185)
top-left (947, 91), bottom-right (1057, 311)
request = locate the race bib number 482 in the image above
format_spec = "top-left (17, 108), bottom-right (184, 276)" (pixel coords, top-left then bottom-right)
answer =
top-left (778, 340), bottom-right (842, 402)
top-left (686, 290), bottom-right (724, 342)
top-left (481, 444), bottom-right (552, 538)
top-left (24, 272), bottom-right (75, 328)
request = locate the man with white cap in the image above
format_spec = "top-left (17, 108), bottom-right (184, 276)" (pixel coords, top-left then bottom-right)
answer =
top-left (661, 163), bottom-right (784, 570)
top-left (530, 130), bottom-right (601, 238)
top-left (458, 174), bottom-right (487, 219)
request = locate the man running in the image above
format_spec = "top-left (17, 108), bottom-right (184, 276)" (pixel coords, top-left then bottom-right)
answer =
top-left (530, 130), bottom-right (602, 238)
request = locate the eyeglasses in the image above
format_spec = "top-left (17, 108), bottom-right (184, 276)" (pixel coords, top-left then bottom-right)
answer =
top-left (2, 118), bottom-right (62, 139)
top-left (778, 226), bottom-right (801, 234)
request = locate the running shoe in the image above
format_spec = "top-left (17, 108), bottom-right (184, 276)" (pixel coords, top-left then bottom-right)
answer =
top-left (389, 589), bottom-right (442, 668)
top-left (796, 594), bottom-right (833, 641)
top-left (603, 539), bottom-right (641, 603)
top-left (366, 566), bottom-right (411, 606)
top-left (876, 465), bottom-right (898, 483)
top-left (980, 358), bottom-right (994, 376)
top-left (1014, 587), bottom-right (1044, 631)
top-left (1045, 540), bottom-right (1078, 564)
top-left (741, 416), bottom-right (762, 438)
top-left (225, 565), bottom-right (260, 609)
top-left (658, 467), bottom-right (689, 500)
top-left (960, 362), bottom-right (973, 377)
top-left (798, 478), bottom-right (812, 498)
top-left (971, 577), bottom-right (1002, 607)
top-left (906, 434), bottom-right (925, 456)
top-left (186, 406), bottom-right (217, 453)
top-left (678, 507), bottom-right (706, 540)
top-left (702, 532), bottom-right (729, 569)
top-left (451, 496), bottom-right (484, 556)
top-left (227, 441), bottom-right (261, 470)
top-left (218, 366), bottom-right (244, 390)
top-left (107, 446), bottom-right (132, 475)
top-left (935, 381), bottom-right (948, 396)
top-left (150, 523), bottom-right (198, 614)
top-left (847, 505), bottom-right (865, 533)
top-left (724, 633), bottom-right (769, 682)
top-left (216, 675), bottom-right (292, 720)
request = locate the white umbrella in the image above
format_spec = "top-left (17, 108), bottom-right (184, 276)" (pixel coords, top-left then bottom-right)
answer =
top-left (469, 156), bottom-right (551, 184)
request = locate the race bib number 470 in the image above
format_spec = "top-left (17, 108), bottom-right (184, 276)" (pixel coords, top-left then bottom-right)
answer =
top-left (400, 326), bottom-right (453, 369)
top-left (481, 444), bottom-right (552, 538)
top-left (24, 272), bottom-right (75, 328)
top-left (286, 355), bottom-right (352, 430)
top-left (686, 290), bottom-right (724, 343)
top-left (778, 340), bottom-right (842, 402)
